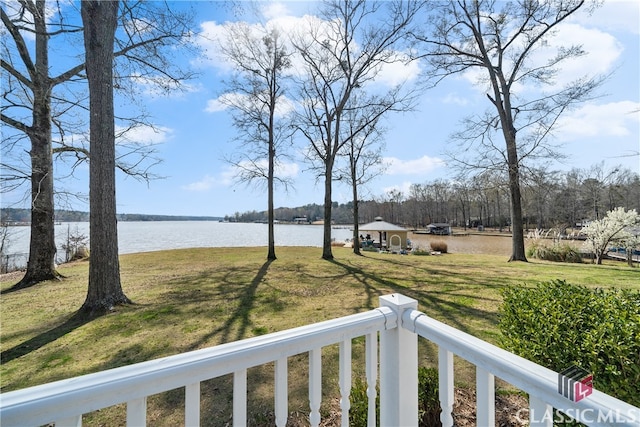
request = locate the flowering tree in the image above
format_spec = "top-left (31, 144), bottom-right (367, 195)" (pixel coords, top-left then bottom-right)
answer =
top-left (582, 207), bottom-right (640, 265)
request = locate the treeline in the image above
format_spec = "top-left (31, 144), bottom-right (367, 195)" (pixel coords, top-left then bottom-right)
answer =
top-left (1, 209), bottom-right (222, 224)
top-left (228, 166), bottom-right (640, 230)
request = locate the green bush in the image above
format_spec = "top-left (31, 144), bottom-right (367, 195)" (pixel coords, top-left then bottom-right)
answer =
top-left (430, 241), bottom-right (448, 253)
top-left (349, 367), bottom-right (441, 427)
top-left (412, 248), bottom-right (431, 256)
top-left (349, 377), bottom-right (377, 427)
top-left (499, 280), bottom-right (640, 407)
top-left (418, 367), bottom-right (441, 426)
top-left (526, 241), bottom-right (582, 263)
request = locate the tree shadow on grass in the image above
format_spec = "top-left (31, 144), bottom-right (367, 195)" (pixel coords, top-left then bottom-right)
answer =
top-left (328, 257), bottom-right (499, 334)
top-left (1, 311), bottom-right (94, 364)
top-left (186, 259), bottom-right (274, 351)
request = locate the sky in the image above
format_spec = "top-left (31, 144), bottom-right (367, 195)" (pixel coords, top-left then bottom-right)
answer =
top-left (3, 0), bottom-right (639, 218)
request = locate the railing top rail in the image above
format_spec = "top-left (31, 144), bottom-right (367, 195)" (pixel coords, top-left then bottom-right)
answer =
top-left (1, 307), bottom-right (394, 427)
top-left (403, 309), bottom-right (639, 427)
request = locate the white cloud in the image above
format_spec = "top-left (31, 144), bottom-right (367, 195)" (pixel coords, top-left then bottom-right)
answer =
top-left (531, 23), bottom-right (623, 90)
top-left (383, 155), bottom-right (445, 175)
top-left (572, 1), bottom-right (640, 35)
top-left (205, 93), bottom-right (296, 117)
top-left (205, 97), bottom-right (229, 113)
top-left (382, 181), bottom-right (414, 196)
top-left (116, 124), bottom-right (173, 145)
top-left (198, 11), bottom-right (416, 90)
top-left (374, 55), bottom-right (421, 87)
top-left (182, 175), bottom-right (220, 192)
top-left (557, 101), bottom-right (640, 140)
top-left (182, 160), bottom-right (299, 192)
top-left (262, 2), bottom-right (291, 20)
top-left (460, 22), bottom-right (624, 95)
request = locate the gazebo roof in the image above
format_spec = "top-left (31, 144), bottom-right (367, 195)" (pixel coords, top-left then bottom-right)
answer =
top-left (359, 218), bottom-right (407, 232)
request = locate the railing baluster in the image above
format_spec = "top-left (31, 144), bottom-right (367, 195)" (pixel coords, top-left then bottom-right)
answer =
top-left (185, 382), bottom-right (200, 427)
top-left (55, 415), bottom-right (82, 427)
top-left (365, 332), bottom-right (377, 427)
top-left (339, 339), bottom-right (352, 427)
top-left (529, 395), bottom-right (553, 427)
top-left (233, 369), bottom-right (247, 427)
top-left (126, 397), bottom-right (146, 426)
top-left (275, 357), bottom-right (288, 427)
top-left (438, 347), bottom-right (454, 427)
top-left (476, 366), bottom-right (495, 427)
top-left (309, 348), bottom-right (322, 427)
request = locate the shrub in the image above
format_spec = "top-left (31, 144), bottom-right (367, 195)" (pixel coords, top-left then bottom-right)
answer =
top-left (349, 367), bottom-right (441, 427)
top-left (412, 248), bottom-right (431, 256)
top-left (430, 241), bottom-right (448, 253)
top-left (526, 241), bottom-right (582, 263)
top-left (418, 367), bottom-right (441, 425)
top-left (349, 377), bottom-right (377, 427)
top-left (499, 280), bottom-right (640, 407)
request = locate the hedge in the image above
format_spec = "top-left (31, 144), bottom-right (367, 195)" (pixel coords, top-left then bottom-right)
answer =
top-left (499, 280), bottom-right (640, 407)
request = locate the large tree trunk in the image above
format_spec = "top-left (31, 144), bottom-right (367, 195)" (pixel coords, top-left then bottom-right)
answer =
top-left (505, 135), bottom-right (528, 262)
top-left (13, 0), bottom-right (59, 290)
top-left (80, 0), bottom-right (131, 316)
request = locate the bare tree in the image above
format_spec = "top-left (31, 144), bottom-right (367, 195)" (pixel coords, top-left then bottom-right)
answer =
top-left (1, 1), bottom-right (61, 287)
top-left (217, 23), bottom-right (293, 261)
top-left (335, 97), bottom-right (388, 255)
top-left (1, 0), bottom-right (195, 289)
top-left (413, 0), bottom-right (605, 261)
top-left (292, 0), bottom-right (423, 259)
top-left (80, 0), bottom-right (131, 316)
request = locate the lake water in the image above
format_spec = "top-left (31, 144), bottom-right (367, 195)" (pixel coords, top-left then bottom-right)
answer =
top-left (4, 222), bottom-right (518, 269)
top-left (4, 222), bottom-right (355, 267)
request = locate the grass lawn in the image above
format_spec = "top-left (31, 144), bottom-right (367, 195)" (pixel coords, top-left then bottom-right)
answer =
top-left (1, 247), bottom-right (638, 425)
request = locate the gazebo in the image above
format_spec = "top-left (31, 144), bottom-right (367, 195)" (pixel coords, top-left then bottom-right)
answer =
top-left (359, 217), bottom-right (409, 252)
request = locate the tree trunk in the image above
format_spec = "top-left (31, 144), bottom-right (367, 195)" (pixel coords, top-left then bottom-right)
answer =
top-left (352, 175), bottom-right (361, 256)
top-left (322, 161), bottom-right (334, 260)
top-left (267, 140), bottom-right (277, 260)
top-left (13, 0), bottom-right (60, 290)
top-left (505, 134), bottom-right (528, 262)
top-left (80, 0), bottom-right (131, 316)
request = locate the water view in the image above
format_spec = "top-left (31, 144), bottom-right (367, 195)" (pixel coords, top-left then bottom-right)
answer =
top-left (5, 221), bottom-right (518, 270)
top-left (4, 222), bottom-right (354, 264)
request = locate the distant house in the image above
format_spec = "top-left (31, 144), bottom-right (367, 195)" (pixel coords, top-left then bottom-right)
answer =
top-left (293, 217), bottom-right (309, 224)
top-left (427, 223), bottom-right (451, 235)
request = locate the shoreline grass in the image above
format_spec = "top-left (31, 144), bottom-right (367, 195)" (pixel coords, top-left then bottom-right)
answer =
top-left (1, 247), bottom-right (638, 425)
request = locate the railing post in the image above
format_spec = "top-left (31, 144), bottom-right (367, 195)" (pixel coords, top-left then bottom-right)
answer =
top-left (55, 416), bottom-right (82, 427)
top-left (126, 397), bottom-right (146, 426)
top-left (529, 395), bottom-right (553, 427)
top-left (379, 294), bottom-right (418, 427)
top-left (185, 382), bottom-right (200, 427)
top-left (476, 366), bottom-right (495, 426)
top-left (233, 369), bottom-right (247, 427)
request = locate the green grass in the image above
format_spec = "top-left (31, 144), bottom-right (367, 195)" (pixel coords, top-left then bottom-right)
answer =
top-left (1, 247), bottom-right (638, 425)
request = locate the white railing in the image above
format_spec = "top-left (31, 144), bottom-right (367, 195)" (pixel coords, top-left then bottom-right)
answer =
top-left (1, 294), bottom-right (638, 427)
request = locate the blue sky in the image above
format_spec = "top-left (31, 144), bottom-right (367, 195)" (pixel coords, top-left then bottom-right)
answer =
top-left (3, 1), bottom-right (639, 218)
